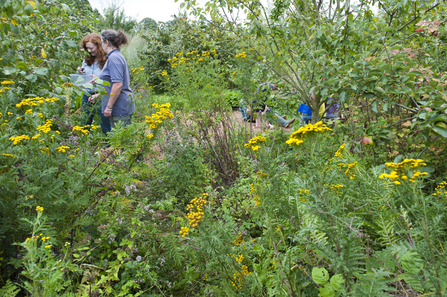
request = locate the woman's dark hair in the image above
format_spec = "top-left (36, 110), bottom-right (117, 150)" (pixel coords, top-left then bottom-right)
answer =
top-left (101, 29), bottom-right (129, 49)
top-left (80, 33), bottom-right (107, 69)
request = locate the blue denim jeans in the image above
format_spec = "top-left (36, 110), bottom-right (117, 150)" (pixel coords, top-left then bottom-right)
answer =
top-left (81, 94), bottom-right (111, 134)
top-left (300, 114), bottom-right (313, 126)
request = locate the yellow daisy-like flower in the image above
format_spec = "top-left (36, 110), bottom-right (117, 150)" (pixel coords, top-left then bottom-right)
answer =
top-left (56, 145), bottom-right (70, 153)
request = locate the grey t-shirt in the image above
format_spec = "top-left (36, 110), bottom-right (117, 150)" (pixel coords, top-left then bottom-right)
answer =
top-left (100, 49), bottom-right (134, 117)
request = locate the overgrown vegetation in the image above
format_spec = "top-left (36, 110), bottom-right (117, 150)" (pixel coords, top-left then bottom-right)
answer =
top-left (1, 0), bottom-right (447, 296)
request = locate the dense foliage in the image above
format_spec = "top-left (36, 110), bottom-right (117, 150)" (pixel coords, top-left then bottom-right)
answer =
top-left (1, 0), bottom-right (447, 296)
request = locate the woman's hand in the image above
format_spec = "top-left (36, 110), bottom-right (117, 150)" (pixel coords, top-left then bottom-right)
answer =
top-left (103, 106), bottom-right (113, 118)
top-left (88, 93), bottom-right (100, 103)
top-left (88, 74), bottom-right (97, 85)
top-left (77, 67), bottom-right (85, 74)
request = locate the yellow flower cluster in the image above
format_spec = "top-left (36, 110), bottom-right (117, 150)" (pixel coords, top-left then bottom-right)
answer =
top-left (16, 97), bottom-right (59, 108)
top-left (379, 159), bottom-right (428, 184)
top-left (56, 145), bottom-right (70, 153)
top-left (286, 121), bottom-right (332, 146)
top-left (433, 181), bottom-right (447, 198)
top-left (131, 67), bottom-right (144, 75)
top-left (335, 143), bottom-right (345, 158)
top-left (299, 188), bottom-right (309, 202)
top-left (235, 52), bottom-right (247, 58)
top-left (324, 184), bottom-right (343, 195)
top-left (3, 153), bottom-right (18, 158)
top-left (168, 56), bottom-right (191, 68)
top-left (37, 119), bottom-right (53, 134)
top-left (1, 81), bottom-right (15, 85)
top-left (249, 183), bottom-right (260, 206)
top-left (36, 206), bottom-right (44, 212)
top-left (235, 254), bottom-right (244, 264)
top-left (244, 135), bottom-right (267, 151)
top-left (72, 125), bottom-right (97, 135)
top-left (338, 162), bottom-right (357, 179)
top-left (256, 171), bottom-right (268, 178)
top-left (145, 103), bottom-right (173, 129)
top-left (229, 254), bottom-right (251, 290)
top-left (169, 50), bottom-right (217, 68)
top-left (25, 233), bottom-right (50, 243)
top-left (9, 135), bottom-right (30, 145)
top-left (233, 231), bottom-right (245, 246)
top-left (40, 147), bottom-right (49, 154)
top-left (179, 226), bottom-right (189, 237)
top-left (186, 193), bottom-right (208, 228)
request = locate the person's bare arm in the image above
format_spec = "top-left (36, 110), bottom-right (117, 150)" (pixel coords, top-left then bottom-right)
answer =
top-left (103, 83), bottom-right (123, 118)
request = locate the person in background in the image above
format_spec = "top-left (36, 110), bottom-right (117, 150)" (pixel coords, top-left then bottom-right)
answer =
top-left (89, 29), bottom-right (134, 130)
top-left (254, 83), bottom-right (295, 128)
top-left (77, 33), bottom-right (111, 134)
top-left (325, 97), bottom-right (340, 119)
top-left (299, 90), bottom-right (325, 126)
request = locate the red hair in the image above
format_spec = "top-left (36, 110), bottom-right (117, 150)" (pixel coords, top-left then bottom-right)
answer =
top-left (80, 33), bottom-right (107, 69)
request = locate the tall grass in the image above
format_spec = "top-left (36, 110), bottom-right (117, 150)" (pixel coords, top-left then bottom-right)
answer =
top-left (121, 31), bottom-right (149, 69)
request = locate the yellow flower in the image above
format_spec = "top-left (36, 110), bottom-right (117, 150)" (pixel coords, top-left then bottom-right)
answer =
top-left (44, 245), bottom-right (52, 249)
top-left (9, 135), bottom-right (30, 145)
top-left (235, 52), bottom-right (247, 58)
top-left (56, 145), bottom-right (70, 153)
top-left (36, 206), bottom-right (44, 212)
top-left (179, 227), bottom-right (189, 237)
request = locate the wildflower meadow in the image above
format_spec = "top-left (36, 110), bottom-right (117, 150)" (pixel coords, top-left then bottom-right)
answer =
top-left (1, 0), bottom-right (447, 296)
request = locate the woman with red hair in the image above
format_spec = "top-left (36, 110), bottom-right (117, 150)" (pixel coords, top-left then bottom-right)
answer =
top-left (77, 33), bottom-right (111, 134)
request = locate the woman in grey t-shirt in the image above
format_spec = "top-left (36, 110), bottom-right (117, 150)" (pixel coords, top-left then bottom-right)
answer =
top-left (89, 29), bottom-right (134, 130)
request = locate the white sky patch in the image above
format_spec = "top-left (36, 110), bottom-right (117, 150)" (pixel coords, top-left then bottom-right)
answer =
top-left (88, 0), bottom-right (209, 22)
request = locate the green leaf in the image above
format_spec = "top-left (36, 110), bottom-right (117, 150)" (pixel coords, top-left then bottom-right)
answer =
top-left (25, 74), bottom-right (37, 82)
top-left (15, 61), bottom-right (27, 68)
top-left (339, 91), bottom-right (346, 102)
top-left (34, 67), bottom-right (48, 76)
top-left (407, 71), bottom-right (423, 76)
top-left (432, 126), bottom-right (447, 138)
top-left (24, 4), bottom-right (34, 15)
top-left (3, 66), bottom-right (18, 75)
top-left (61, 3), bottom-right (71, 13)
top-left (330, 274), bottom-right (344, 291)
top-left (312, 267), bottom-right (329, 285)
top-left (10, 24), bottom-right (20, 36)
top-left (96, 79), bottom-right (110, 87)
top-left (371, 100), bottom-right (378, 113)
top-left (319, 284), bottom-right (335, 297)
